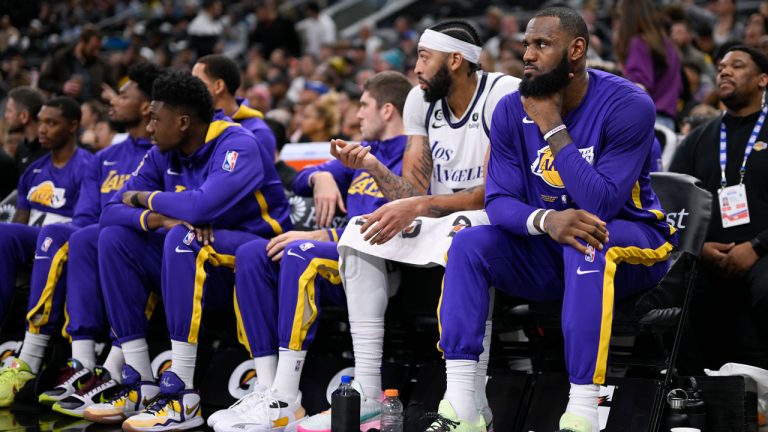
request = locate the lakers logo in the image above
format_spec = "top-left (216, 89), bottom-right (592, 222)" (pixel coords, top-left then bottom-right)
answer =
top-left (100, 170), bottom-right (131, 193)
top-left (347, 172), bottom-right (383, 198)
top-left (531, 145), bottom-right (595, 189)
top-left (27, 181), bottom-right (67, 208)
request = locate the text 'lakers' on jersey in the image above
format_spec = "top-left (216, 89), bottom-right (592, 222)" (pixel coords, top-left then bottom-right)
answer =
top-left (403, 71), bottom-right (520, 195)
top-left (486, 69), bottom-right (672, 238)
top-left (17, 148), bottom-right (95, 227)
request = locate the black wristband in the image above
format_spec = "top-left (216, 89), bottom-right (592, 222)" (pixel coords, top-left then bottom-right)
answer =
top-left (130, 193), bottom-right (142, 207)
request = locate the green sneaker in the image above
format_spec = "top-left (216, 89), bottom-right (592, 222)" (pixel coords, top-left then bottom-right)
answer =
top-left (558, 412), bottom-right (596, 432)
top-left (425, 400), bottom-right (486, 432)
top-left (0, 358), bottom-right (36, 408)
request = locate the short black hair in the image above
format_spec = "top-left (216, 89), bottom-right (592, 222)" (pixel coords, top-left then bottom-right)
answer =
top-left (128, 62), bottom-right (164, 100)
top-left (428, 20), bottom-right (483, 75)
top-left (44, 96), bottom-right (82, 123)
top-left (533, 6), bottom-right (590, 49)
top-left (196, 54), bottom-right (241, 95)
top-left (722, 44), bottom-right (768, 74)
top-left (8, 86), bottom-right (45, 121)
top-left (152, 70), bottom-right (214, 122)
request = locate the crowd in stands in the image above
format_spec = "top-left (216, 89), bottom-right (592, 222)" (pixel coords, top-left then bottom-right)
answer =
top-left (3, 0), bottom-right (768, 430)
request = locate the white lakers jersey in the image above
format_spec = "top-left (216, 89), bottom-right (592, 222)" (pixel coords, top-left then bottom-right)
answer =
top-left (403, 71), bottom-right (519, 195)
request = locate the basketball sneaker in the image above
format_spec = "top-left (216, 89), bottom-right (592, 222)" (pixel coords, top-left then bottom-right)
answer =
top-left (39, 359), bottom-right (91, 405)
top-left (214, 388), bottom-right (305, 432)
top-left (207, 383), bottom-right (269, 428)
top-left (53, 366), bottom-right (120, 418)
top-left (424, 400), bottom-right (486, 432)
top-left (83, 365), bottom-right (158, 424)
top-left (0, 358), bottom-right (36, 408)
top-left (122, 371), bottom-right (203, 432)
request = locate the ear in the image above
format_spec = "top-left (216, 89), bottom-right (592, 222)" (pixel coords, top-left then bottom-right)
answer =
top-left (178, 114), bottom-right (191, 133)
top-left (19, 110), bottom-right (29, 125)
top-left (213, 79), bottom-right (226, 97)
top-left (139, 100), bottom-right (151, 118)
top-left (69, 120), bottom-right (79, 135)
top-left (569, 37), bottom-right (588, 63)
top-left (448, 52), bottom-right (463, 72)
top-left (381, 102), bottom-right (394, 121)
top-left (759, 72), bottom-right (768, 91)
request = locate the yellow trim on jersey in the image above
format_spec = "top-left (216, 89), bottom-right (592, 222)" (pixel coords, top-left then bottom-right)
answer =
top-left (146, 292), bottom-right (159, 320)
top-left (435, 252), bottom-right (450, 354)
top-left (631, 181), bottom-right (642, 209)
top-left (189, 245), bottom-right (236, 344)
top-left (592, 240), bottom-right (674, 384)
top-left (288, 258), bottom-right (340, 351)
top-left (27, 243), bottom-right (69, 334)
top-left (255, 191), bottom-right (284, 235)
top-left (147, 191), bottom-right (160, 211)
top-left (205, 120), bottom-right (240, 143)
top-left (139, 209), bottom-right (151, 231)
top-left (330, 229), bottom-right (339, 242)
top-left (62, 303), bottom-right (71, 341)
top-left (649, 209), bottom-right (664, 220)
top-left (232, 104), bottom-right (264, 120)
top-left (234, 291), bottom-right (252, 355)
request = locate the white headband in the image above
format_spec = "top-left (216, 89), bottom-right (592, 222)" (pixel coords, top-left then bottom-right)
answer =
top-left (418, 29), bottom-right (482, 64)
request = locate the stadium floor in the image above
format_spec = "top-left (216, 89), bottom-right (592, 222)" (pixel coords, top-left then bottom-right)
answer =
top-left (0, 407), bottom-right (217, 431)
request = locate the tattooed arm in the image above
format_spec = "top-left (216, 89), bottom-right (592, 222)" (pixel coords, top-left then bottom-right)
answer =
top-left (366, 135), bottom-right (433, 200)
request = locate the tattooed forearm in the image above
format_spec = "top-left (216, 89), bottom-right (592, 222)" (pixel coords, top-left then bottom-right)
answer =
top-left (369, 135), bottom-right (434, 201)
top-left (374, 168), bottom-right (420, 201)
top-left (420, 185), bottom-right (486, 218)
top-left (410, 140), bottom-right (433, 192)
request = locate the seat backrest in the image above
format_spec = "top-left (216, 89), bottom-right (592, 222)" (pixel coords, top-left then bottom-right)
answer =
top-left (655, 124), bottom-right (678, 171)
top-left (0, 189), bottom-right (17, 223)
top-left (650, 172), bottom-right (712, 257)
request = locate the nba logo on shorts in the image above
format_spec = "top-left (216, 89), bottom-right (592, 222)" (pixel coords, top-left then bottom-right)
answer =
top-left (41, 237), bottom-right (53, 252)
top-left (222, 150), bottom-right (239, 172)
top-left (183, 230), bottom-right (195, 245)
top-left (585, 245), bottom-right (595, 262)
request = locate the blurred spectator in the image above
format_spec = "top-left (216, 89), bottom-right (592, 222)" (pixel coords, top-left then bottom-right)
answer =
top-left (482, 6), bottom-right (503, 42)
top-left (296, 2), bottom-right (336, 56)
top-left (340, 99), bottom-right (362, 141)
top-left (745, 12), bottom-right (768, 47)
top-left (357, 21), bottom-right (383, 60)
top-left (670, 17), bottom-right (717, 81)
top-left (614, 0), bottom-right (683, 130)
top-left (92, 118), bottom-right (117, 150)
top-left (680, 103), bottom-right (720, 135)
top-left (711, 0), bottom-right (743, 46)
top-left (38, 24), bottom-right (115, 102)
top-left (581, 0), bottom-right (613, 59)
top-left (287, 54), bottom-right (318, 103)
top-left (483, 14), bottom-right (519, 60)
top-left (2, 130), bottom-right (23, 159)
top-left (79, 100), bottom-right (108, 150)
top-left (250, 0), bottom-right (301, 58)
top-left (187, 0), bottom-right (223, 56)
top-left (247, 84), bottom-right (272, 113)
top-left (4, 86), bottom-right (45, 174)
top-left (295, 92), bottom-right (339, 143)
top-left (0, 15), bottom-right (20, 54)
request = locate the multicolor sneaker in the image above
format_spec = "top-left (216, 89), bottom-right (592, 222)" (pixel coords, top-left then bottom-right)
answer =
top-left (52, 366), bottom-right (121, 418)
top-left (214, 388), bottom-right (306, 432)
top-left (424, 400), bottom-right (486, 432)
top-left (122, 371), bottom-right (203, 432)
top-left (207, 383), bottom-right (270, 428)
top-left (83, 365), bottom-right (159, 424)
top-left (39, 359), bottom-right (92, 405)
top-left (0, 358), bottom-right (36, 408)
top-left (297, 379), bottom-right (381, 432)
top-left (557, 412), bottom-right (596, 432)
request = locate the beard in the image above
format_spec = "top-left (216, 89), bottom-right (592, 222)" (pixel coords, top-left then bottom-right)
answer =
top-left (110, 114), bottom-right (141, 130)
top-left (519, 51), bottom-right (571, 97)
top-left (421, 64), bottom-right (452, 103)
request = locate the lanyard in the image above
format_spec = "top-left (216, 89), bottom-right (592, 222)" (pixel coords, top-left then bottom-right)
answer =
top-left (719, 105), bottom-right (767, 188)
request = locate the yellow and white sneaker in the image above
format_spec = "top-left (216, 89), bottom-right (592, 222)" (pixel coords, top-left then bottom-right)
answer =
top-left (0, 358), bottom-right (36, 408)
top-left (122, 371), bottom-right (203, 432)
top-left (83, 365), bottom-right (159, 424)
top-left (214, 388), bottom-right (306, 432)
top-left (557, 412), bottom-right (597, 432)
top-left (424, 400), bottom-right (486, 432)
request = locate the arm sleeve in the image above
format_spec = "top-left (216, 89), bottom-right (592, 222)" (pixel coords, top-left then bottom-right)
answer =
top-left (623, 37), bottom-right (655, 93)
top-left (16, 170), bottom-right (30, 210)
top-left (293, 159), bottom-right (353, 197)
top-left (71, 157), bottom-right (101, 227)
top-left (485, 97), bottom-right (540, 236)
top-left (403, 86), bottom-right (428, 137)
top-left (100, 150), bottom-right (163, 231)
top-left (554, 92), bottom-right (656, 220)
top-left (148, 132), bottom-right (266, 225)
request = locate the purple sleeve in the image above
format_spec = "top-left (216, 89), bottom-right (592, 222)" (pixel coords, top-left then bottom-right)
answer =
top-left (485, 97), bottom-right (539, 236)
top-left (72, 157), bottom-right (101, 227)
top-left (623, 36), bottom-right (654, 92)
top-left (149, 132), bottom-right (264, 225)
top-left (100, 150), bottom-right (162, 231)
top-left (252, 127), bottom-right (277, 159)
top-left (553, 92), bottom-right (656, 220)
top-left (16, 170), bottom-right (30, 210)
top-left (293, 159), bottom-right (353, 197)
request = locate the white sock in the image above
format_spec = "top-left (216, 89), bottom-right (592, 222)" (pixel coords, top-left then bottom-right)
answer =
top-left (566, 383), bottom-right (600, 432)
top-left (102, 346), bottom-right (125, 384)
top-left (349, 318), bottom-right (384, 398)
top-left (121, 338), bottom-right (153, 381)
top-left (474, 320), bottom-right (492, 410)
top-left (170, 340), bottom-right (197, 389)
top-left (444, 359), bottom-right (480, 423)
top-left (18, 332), bottom-right (50, 373)
top-left (71, 339), bottom-right (96, 371)
top-left (253, 354), bottom-right (278, 389)
top-left (271, 349), bottom-right (306, 400)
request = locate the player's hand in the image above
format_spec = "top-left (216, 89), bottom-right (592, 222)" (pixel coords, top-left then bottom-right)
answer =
top-left (359, 197), bottom-right (421, 245)
top-left (194, 224), bottom-right (215, 246)
top-left (700, 241), bottom-right (734, 272)
top-left (311, 171), bottom-right (346, 227)
top-left (521, 93), bottom-right (565, 135)
top-left (331, 139), bottom-right (378, 171)
top-left (266, 229), bottom-right (328, 261)
top-left (122, 191), bottom-right (149, 208)
top-left (159, 215), bottom-right (192, 231)
top-left (542, 209), bottom-right (609, 254)
top-left (720, 241), bottom-right (758, 277)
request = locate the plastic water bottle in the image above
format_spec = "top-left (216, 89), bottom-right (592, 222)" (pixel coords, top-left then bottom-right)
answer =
top-left (331, 375), bottom-right (360, 432)
top-left (380, 389), bottom-right (403, 432)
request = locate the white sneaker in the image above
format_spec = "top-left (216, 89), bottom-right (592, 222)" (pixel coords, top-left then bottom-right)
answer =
top-left (208, 384), bottom-right (269, 427)
top-left (122, 371), bottom-right (203, 432)
top-left (215, 389), bottom-right (305, 432)
top-left (296, 380), bottom-right (381, 432)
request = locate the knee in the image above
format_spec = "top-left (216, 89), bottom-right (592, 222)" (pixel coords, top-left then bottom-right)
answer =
top-left (164, 225), bottom-right (193, 251)
top-left (447, 225), bottom-right (497, 265)
top-left (69, 225), bottom-right (98, 248)
top-left (98, 226), bottom-right (134, 252)
top-left (282, 240), bottom-right (317, 267)
top-left (235, 238), bottom-right (270, 266)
